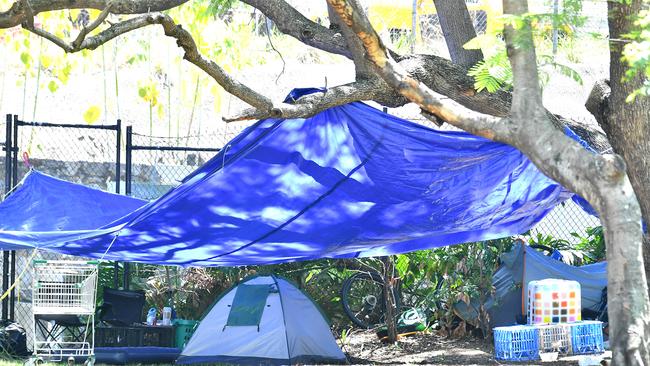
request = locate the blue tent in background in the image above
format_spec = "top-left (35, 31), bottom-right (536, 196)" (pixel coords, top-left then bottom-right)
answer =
top-left (0, 89), bottom-right (589, 266)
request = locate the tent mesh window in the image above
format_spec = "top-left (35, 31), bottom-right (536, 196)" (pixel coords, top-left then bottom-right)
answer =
top-left (570, 321), bottom-right (604, 355)
top-left (493, 325), bottom-right (539, 362)
top-left (226, 284), bottom-right (272, 327)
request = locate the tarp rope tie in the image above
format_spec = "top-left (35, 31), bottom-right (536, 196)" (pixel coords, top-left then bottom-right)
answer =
top-left (1, 170), bottom-right (33, 201)
top-left (80, 232), bottom-right (121, 346)
top-left (0, 249), bottom-right (39, 302)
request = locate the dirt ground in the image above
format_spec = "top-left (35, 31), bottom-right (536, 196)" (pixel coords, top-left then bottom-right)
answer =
top-left (341, 330), bottom-right (610, 366)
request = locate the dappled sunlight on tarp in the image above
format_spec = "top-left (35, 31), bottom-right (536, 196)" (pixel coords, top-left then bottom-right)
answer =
top-left (0, 89), bottom-right (584, 266)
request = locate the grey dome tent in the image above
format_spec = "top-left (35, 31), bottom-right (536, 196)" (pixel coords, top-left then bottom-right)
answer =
top-left (176, 275), bottom-right (346, 365)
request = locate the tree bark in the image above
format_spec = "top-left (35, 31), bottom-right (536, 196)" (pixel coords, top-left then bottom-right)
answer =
top-left (606, 0), bottom-right (650, 294)
top-left (432, 0), bottom-right (483, 68)
top-left (586, 0), bottom-right (650, 298)
top-left (381, 256), bottom-right (398, 343)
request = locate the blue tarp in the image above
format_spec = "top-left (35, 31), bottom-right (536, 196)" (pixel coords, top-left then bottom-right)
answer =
top-left (0, 171), bottom-right (147, 250)
top-left (0, 91), bottom-right (584, 266)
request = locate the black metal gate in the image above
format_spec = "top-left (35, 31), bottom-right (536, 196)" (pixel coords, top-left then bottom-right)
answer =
top-left (2, 114), bottom-right (121, 323)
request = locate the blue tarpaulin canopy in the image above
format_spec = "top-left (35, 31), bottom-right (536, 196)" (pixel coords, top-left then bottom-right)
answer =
top-left (0, 90), bottom-right (588, 266)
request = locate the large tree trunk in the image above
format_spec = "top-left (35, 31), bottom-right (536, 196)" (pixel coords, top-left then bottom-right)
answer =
top-left (606, 0), bottom-right (650, 286)
top-left (587, 0), bottom-right (650, 293)
top-left (432, 0), bottom-right (483, 68)
top-left (604, 1), bottom-right (650, 363)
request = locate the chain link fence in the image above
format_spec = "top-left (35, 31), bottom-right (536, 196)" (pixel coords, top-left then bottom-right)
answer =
top-left (4, 115), bottom-right (120, 350)
top-left (125, 126), bottom-right (245, 201)
top-left (358, 0), bottom-right (609, 58)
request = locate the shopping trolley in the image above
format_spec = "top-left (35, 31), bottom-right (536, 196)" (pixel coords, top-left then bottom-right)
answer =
top-left (30, 260), bottom-right (98, 365)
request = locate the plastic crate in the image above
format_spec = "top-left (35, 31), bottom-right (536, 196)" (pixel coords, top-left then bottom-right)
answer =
top-left (528, 279), bottom-right (581, 324)
top-left (537, 324), bottom-right (572, 355)
top-left (493, 325), bottom-right (539, 361)
top-left (95, 326), bottom-right (140, 347)
top-left (570, 321), bottom-right (604, 355)
top-left (96, 326), bottom-right (175, 347)
top-left (173, 319), bottom-right (199, 348)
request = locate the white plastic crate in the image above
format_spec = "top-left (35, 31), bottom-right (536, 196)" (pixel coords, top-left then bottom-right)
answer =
top-left (537, 324), bottom-right (572, 355)
top-left (528, 279), bottom-right (581, 325)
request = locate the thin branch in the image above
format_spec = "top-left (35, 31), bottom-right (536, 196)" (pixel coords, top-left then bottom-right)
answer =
top-left (22, 12), bottom-right (273, 112)
top-left (1, 0), bottom-right (190, 29)
top-left (72, 1), bottom-right (114, 49)
top-left (22, 23), bottom-right (73, 52)
top-left (502, 0), bottom-right (544, 125)
top-left (240, 0), bottom-right (351, 58)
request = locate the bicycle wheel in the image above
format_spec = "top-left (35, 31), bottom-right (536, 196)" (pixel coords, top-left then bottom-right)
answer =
top-left (341, 271), bottom-right (401, 329)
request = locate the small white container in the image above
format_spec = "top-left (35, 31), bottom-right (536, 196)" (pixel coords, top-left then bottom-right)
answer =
top-left (539, 352), bottom-right (559, 362)
top-left (162, 307), bottom-right (172, 326)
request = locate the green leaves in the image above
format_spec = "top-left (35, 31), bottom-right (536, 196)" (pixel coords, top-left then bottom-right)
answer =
top-left (467, 51), bottom-right (513, 93)
top-left (538, 55), bottom-right (583, 85)
top-left (83, 105), bottom-right (101, 124)
top-left (47, 80), bottom-right (59, 93)
top-left (202, 0), bottom-right (238, 19)
top-left (20, 52), bottom-right (31, 68)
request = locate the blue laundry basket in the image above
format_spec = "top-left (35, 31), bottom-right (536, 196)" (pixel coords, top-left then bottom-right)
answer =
top-left (570, 321), bottom-right (604, 355)
top-left (493, 325), bottom-right (539, 361)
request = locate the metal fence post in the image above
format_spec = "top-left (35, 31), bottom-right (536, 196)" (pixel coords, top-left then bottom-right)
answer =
top-left (125, 125), bottom-right (132, 197)
top-left (411, 0), bottom-right (417, 53)
top-left (123, 126), bottom-right (132, 290)
top-left (11, 115), bottom-right (17, 189)
top-left (9, 250), bottom-right (15, 320)
top-left (9, 116), bottom-right (20, 320)
top-left (4, 115), bottom-right (11, 196)
top-left (115, 119), bottom-right (122, 194)
top-left (113, 119), bottom-right (122, 288)
top-left (2, 115), bottom-right (12, 321)
top-left (552, 0), bottom-right (559, 55)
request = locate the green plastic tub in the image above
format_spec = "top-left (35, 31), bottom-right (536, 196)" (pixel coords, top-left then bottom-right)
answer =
top-left (173, 319), bottom-right (199, 349)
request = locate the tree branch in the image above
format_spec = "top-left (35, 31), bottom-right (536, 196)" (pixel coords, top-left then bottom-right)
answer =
top-left (327, 1), bottom-right (374, 79)
top-left (239, 0), bottom-right (351, 58)
top-left (22, 12), bottom-right (274, 112)
top-left (224, 79), bottom-right (386, 122)
top-left (323, 0), bottom-right (507, 141)
top-left (72, 1), bottom-right (114, 49)
top-left (0, 0), bottom-right (189, 29)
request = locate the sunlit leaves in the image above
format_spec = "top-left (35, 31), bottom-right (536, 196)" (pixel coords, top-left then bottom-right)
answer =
top-left (202, 0), bottom-right (238, 20)
top-left (538, 55), bottom-right (583, 85)
top-left (47, 80), bottom-right (59, 93)
top-left (468, 52), bottom-right (512, 93)
top-left (83, 105), bottom-right (101, 124)
top-left (19, 52), bottom-right (31, 67)
top-left (138, 81), bottom-right (160, 106)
